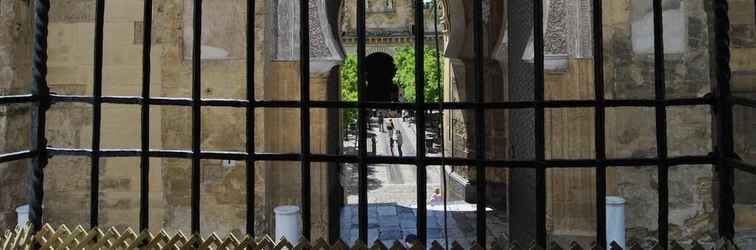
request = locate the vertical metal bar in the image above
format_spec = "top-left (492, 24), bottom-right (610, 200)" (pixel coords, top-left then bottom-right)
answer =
top-left (534, 0), bottom-right (547, 247)
top-left (712, 0), bottom-right (735, 241)
top-left (472, 0), bottom-right (486, 246)
top-left (414, 0), bottom-right (427, 244)
top-left (651, 0), bottom-right (669, 246)
top-left (91, 0), bottom-right (105, 228)
top-left (139, 0), bottom-right (153, 232)
top-left (356, 0), bottom-right (369, 243)
top-left (299, 0), bottom-right (312, 239)
top-left (30, 0), bottom-right (51, 233)
top-left (245, 0), bottom-right (256, 236)
top-left (591, 0), bottom-right (607, 246)
top-left (191, 0), bottom-right (202, 235)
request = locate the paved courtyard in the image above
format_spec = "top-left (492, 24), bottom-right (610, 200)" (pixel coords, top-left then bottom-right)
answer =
top-left (340, 116), bottom-right (508, 247)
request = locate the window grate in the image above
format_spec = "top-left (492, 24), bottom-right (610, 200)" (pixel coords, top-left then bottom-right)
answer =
top-left (0, 0), bottom-right (746, 248)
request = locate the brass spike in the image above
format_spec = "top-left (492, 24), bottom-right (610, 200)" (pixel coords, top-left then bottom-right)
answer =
top-left (273, 237), bottom-right (293, 250)
top-left (429, 240), bottom-right (444, 250)
top-left (589, 241), bottom-right (604, 250)
top-left (627, 241), bottom-right (642, 250)
top-left (469, 242), bottom-right (484, 250)
top-left (256, 235), bottom-right (275, 250)
top-left (649, 242), bottom-right (664, 250)
top-left (146, 231), bottom-right (171, 250)
top-left (608, 241), bottom-right (622, 250)
top-left (178, 234), bottom-right (201, 250)
top-left (199, 233), bottom-right (222, 250)
top-left (165, 231), bottom-right (189, 250)
top-left (369, 239), bottom-right (387, 250)
top-left (89, 229), bottom-right (119, 250)
top-left (233, 234), bottom-right (254, 250)
top-left (568, 241), bottom-right (583, 250)
top-left (351, 240), bottom-right (368, 250)
top-left (125, 229), bottom-right (153, 250)
top-left (452, 240), bottom-right (465, 250)
top-left (549, 241), bottom-right (563, 250)
top-left (293, 238), bottom-right (312, 250)
top-left (528, 241), bottom-right (544, 250)
top-left (507, 241), bottom-right (522, 250)
top-left (408, 243), bottom-right (424, 250)
top-left (56, 226), bottom-right (86, 250)
top-left (690, 240), bottom-right (705, 250)
top-left (312, 238), bottom-right (331, 250)
top-left (388, 240), bottom-right (406, 250)
top-left (219, 234), bottom-right (241, 250)
top-left (331, 239), bottom-right (350, 250)
top-left (669, 240), bottom-right (684, 250)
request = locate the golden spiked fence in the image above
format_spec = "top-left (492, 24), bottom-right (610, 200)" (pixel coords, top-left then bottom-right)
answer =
top-left (0, 224), bottom-right (741, 250)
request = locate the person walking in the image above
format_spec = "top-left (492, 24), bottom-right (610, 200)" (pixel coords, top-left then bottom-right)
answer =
top-left (394, 129), bottom-right (403, 156)
top-left (378, 111), bottom-right (384, 132)
top-left (387, 119), bottom-right (395, 153)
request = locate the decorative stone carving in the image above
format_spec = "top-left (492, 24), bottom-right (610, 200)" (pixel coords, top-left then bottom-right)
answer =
top-left (544, 0), bottom-right (567, 55)
top-left (272, 0), bottom-right (345, 73)
top-left (522, 0), bottom-right (594, 71)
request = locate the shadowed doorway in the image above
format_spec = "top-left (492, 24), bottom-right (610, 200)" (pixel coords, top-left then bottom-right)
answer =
top-left (365, 52), bottom-right (400, 102)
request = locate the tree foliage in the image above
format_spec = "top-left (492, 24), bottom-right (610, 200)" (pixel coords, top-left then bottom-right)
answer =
top-left (340, 55), bottom-right (358, 126)
top-left (393, 45), bottom-right (444, 103)
top-left (339, 47), bottom-right (444, 126)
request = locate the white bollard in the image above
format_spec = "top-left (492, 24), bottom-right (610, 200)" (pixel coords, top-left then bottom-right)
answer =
top-left (274, 205), bottom-right (301, 244)
top-left (606, 196), bottom-right (626, 249)
top-left (16, 204), bottom-right (29, 228)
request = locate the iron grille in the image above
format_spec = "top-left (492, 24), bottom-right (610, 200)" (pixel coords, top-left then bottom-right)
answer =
top-left (0, 0), bottom-right (752, 248)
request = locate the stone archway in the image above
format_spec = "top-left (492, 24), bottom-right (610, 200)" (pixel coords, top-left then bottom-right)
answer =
top-left (267, 0), bottom-right (502, 242)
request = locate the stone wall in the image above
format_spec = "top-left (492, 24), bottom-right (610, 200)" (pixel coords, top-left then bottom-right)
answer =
top-left (0, 0), bottom-right (33, 230)
top-left (24, 0), bottom-right (272, 236)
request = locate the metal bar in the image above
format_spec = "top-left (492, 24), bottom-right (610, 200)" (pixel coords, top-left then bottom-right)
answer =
top-left (0, 95), bottom-right (37, 104)
top-left (414, 0), bottom-right (427, 243)
top-left (299, 0), bottom-right (312, 239)
top-left (0, 151), bottom-right (34, 164)
top-left (90, 0), bottom-right (105, 228)
top-left (356, 0), bottom-right (369, 242)
top-left (29, 0), bottom-right (50, 232)
top-left (472, 0), bottom-right (486, 245)
top-left (43, 147), bottom-right (715, 167)
top-left (245, 0), bottom-right (256, 236)
top-left (592, 0), bottom-right (607, 245)
top-left (191, 0), bottom-right (202, 235)
top-left (732, 96), bottom-right (756, 108)
top-left (728, 158), bottom-right (756, 175)
top-left (712, 0), bottom-right (735, 241)
top-left (534, 0), bottom-right (547, 247)
top-left (139, 0), bottom-right (153, 232)
top-left (47, 95), bottom-right (712, 110)
top-left (652, 0), bottom-right (669, 245)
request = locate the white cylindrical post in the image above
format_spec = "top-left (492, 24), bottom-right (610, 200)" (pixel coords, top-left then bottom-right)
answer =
top-left (274, 205), bottom-right (301, 244)
top-left (16, 204), bottom-right (29, 228)
top-left (606, 196), bottom-right (626, 249)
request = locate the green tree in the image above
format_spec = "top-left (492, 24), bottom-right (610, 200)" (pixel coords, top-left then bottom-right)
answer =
top-left (393, 45), bottom-right (444, 103)
top-left (340, 54), bottom-right (358, 127)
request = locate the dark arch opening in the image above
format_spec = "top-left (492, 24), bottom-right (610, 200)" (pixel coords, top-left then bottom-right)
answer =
top-left (365, 52), bottom-right (399, 102)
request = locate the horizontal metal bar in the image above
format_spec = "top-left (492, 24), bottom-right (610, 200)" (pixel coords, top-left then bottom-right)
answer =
top-left (0, 150), bottom-right (35, 163)
top-left (729, 158), bottom-right (756, 175)
top-left (0, 94), bottom-right (37, 105)
top-left (49, 95), bottom-right (712, 110)
top-left (44, 147), bottom-right (714, 167)
top-left (732, 96), bottom-right (756, 108)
